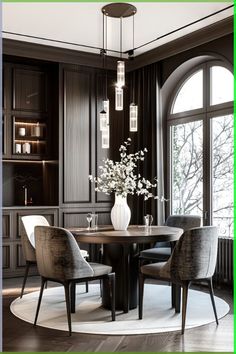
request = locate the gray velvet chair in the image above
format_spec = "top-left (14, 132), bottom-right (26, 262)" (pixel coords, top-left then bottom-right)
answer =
top-left (139, 226), bottom-right (219, 334)
top-left (21, 215), bottom-right (50, 298)
top-left (139, 215), bottom-right (201, 263)
top-left (21, 215), bottom-right (89, 297)
top-left (34, 226), bottom-right (116, 335)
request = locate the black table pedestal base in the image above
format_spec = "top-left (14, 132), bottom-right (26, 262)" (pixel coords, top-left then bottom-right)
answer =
top-left (102, 243), bottom-right (139, 312)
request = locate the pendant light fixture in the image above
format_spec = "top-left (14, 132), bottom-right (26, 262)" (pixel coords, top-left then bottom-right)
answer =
top-left (100, 13), bottom-right (110, 148)
top-left (115, 17), bottom-right (125, 110)
top-left (102, 3), bottom-right (137, 112)
top-left (129, 14), bottom-right (138, 132)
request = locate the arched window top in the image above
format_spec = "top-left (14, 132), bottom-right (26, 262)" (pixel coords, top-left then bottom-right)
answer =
top-left (171, 69), bottom-right (203, 114)
top-left (210, 66), bottom-right (233, 105)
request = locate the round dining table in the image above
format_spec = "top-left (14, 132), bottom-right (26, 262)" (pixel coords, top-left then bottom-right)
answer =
top-left (70, 225), bottom-right (183, 313)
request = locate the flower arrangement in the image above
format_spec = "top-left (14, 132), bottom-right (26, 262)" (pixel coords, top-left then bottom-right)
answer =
top-left (89, 138), bottom-right (164, 201)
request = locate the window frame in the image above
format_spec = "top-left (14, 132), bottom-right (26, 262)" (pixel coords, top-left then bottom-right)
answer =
top-left (167, 60), bottom-right (233, 226)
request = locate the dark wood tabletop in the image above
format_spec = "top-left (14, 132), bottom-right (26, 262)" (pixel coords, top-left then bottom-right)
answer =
top-left (69, 225), bottom-right (183, 244)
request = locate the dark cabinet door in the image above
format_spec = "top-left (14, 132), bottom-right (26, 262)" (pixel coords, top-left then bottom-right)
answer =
top-left (13, 68), bottom-right (47, 113)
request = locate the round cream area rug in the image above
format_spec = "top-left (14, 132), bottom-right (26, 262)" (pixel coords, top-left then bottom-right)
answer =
top-left (10, 284), bottom-right (229, 335)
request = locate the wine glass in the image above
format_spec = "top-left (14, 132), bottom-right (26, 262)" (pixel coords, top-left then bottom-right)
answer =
top-left (144, 214), bottom-right (153, 232)
top-left (86, 213), bottom-right (92, 230)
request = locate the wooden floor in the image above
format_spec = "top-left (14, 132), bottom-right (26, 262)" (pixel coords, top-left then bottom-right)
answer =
top-left (3, 276), bottom-right (233, 352)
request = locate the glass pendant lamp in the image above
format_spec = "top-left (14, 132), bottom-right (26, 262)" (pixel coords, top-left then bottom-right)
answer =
top-left (129, 16), bottom-right (138, 132)
top-left (115, 87), bottom-right (123, 111)
top-left (100, 109), bottom-right (107, 131)
top-left (117, 61), bottom-right (125, 87)
top-left (102, 127), bottom-right (110, 149)
top-left (103, 99), bottom-right (109, 125)
top-left (129, 103), bottom-right (138, 131)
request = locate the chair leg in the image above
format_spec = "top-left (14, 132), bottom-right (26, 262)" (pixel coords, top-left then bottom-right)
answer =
top-left (207, 278), bottom-right (219, 325)
top-left (139, 272), bottom-right (145, 320)
top-left (171, 283), bottom-right (175, 308)
top-left (34, 277), bottom-right (46, 326)
top-left (64, 282), bottom-right (72, 336)
top-left (85, 281), bottom-right (89, 293)
top-left (175, 284), bottom-right (181, 313)
top-left (100, 279), bottom-right (103, 298)
top-left (181, 283), bottom-right (189, 335)
top-left (20, 261), bottom-right (31, 298)
top-left (108, 273), bottom-right (116, 321)
top-left (70, 282), bottom-right (76, 314)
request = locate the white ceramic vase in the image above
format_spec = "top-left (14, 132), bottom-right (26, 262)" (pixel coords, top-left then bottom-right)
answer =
top-left (111, 194), bottom-right (131, 231)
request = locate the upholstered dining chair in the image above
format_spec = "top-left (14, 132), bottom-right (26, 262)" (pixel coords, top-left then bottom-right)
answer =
top-left (21, 215), bottom-right (89, 297)
top-left (34, 225), bottom-right (116, 335)
top-left (139, 215), bottom-right (201, 263)
top-left (139, 226), bottom-right (219, 334)
top-left (21, 215), bottom-right (50, 298)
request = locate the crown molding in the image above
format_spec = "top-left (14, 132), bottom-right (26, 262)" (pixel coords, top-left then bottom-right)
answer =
top-left (3, 38), bottom-right (118, 70)
top-left (128, 16), bottom-right (233, 71)
top-left (3, 15), bottom-right (233, 71)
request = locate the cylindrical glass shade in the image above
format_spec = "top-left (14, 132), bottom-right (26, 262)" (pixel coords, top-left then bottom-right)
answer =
top-left (103, 99), bottom-right (109, 124)
top-left (115, 87), bottom-right (123, 111)
top-left (100, 109), bottom-right (107, 131)
top-left (129, 103), bottom-right (138, 132)
top-left (117, 61), bottom-right (125, 87)
top-left (102, 127), bottom-right (109, 149)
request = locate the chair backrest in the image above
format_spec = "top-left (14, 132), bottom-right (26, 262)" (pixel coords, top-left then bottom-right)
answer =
top-left (156, 214), bottom-right (201, 248)
top-left (35, 225), bottom-right (94, 281)
top-left (169, 226), bottom-right (218, 282)
top-left (165, 215), bottom-right (201, 230)
top-left (21, 215), bottom-right (50, 248)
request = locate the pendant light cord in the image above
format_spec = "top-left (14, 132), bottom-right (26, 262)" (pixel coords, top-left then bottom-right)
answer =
top-left (105, 15), bottom-right (108, 100)
top-left (102, 13), bottom-right (105, 100)
top-left (132, 13), bottom-right (135, 103)
top-left (120, 17), bottom-right (122, 59)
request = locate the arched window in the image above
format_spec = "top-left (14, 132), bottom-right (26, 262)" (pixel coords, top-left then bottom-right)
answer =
top-left (172, 69), bottom-right (203, 113)
top-left (168, 62), bottom-right (233, 237)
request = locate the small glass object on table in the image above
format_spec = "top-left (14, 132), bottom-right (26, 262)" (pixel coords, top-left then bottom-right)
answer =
top-left (86, 213), bottom-right (93, 230)
top-left (144, 214), bottom-right (153, 232)
top-left (91, 214), bottom-right (98, 231)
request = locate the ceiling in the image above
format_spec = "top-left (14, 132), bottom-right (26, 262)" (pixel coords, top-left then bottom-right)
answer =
top-left (2, 2), bottom-right (233, 58)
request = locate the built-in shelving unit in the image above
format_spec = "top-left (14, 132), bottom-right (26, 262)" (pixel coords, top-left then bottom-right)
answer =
top-left (2, 58), bottom-right (59, 208)
top-left (13, 118), bottom-right (47, 156)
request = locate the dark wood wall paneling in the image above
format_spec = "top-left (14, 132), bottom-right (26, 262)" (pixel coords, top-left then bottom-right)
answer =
top-left (59, 63), bottom-right (128, 230)
top-left (63, 69), bottom-right (92, 204)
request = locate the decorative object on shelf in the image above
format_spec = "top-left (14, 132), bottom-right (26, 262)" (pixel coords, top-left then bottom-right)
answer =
top-left (18, 127), bottom-right (26, 136)
top-left (23, 185), bottom-right (28, 206)
top-left (15, 143), bottom-right (22, 154)
top-left (89, 138), bottom-right (165, 230)
top-left (31, 123), bottom-right (41, 137)
top-left (22, 142), bottom-right (31, 154)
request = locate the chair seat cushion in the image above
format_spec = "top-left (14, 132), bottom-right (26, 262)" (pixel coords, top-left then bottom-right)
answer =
top-left (140, 247), bottom-right (171, 261)
top-left (141, 261), bottom-right (170, 279)
top-left (89, 262), bottom-right (112, 277)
